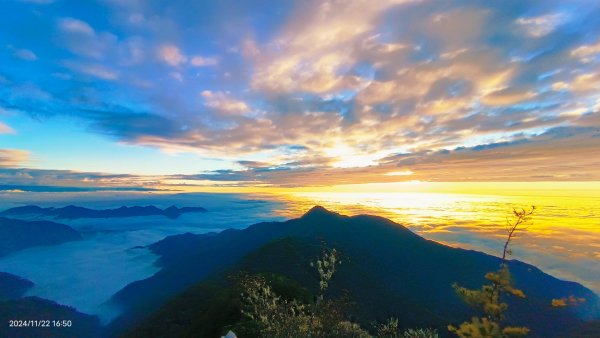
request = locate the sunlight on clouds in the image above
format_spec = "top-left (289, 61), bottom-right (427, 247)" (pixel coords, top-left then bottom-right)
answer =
top-left (384, 170), bottom-right (414, 176)
top-left (0, 149), bottom-right (30, 167)
top-left (481, 88), bottom-right (536, 106)
top-left (571, 38), bottom-right (600, 60)
top-left (324, 143), bottom-right (388, 168)
top-left (559, 107), bottom-right (589, 117)
top-left (251, 0), bottom-right (413, 94)
top-left (201, 91), bottom-right (250, 115)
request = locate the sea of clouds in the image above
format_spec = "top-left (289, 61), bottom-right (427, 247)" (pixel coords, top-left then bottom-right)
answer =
top-left (0, 192), bottom-right (287, 323)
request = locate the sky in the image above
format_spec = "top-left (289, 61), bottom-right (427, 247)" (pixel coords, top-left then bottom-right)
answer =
top-left (1, 0), bottom-right (600, 191)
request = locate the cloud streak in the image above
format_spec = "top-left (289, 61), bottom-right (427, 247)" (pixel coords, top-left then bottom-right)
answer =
top-left (0, 149), bottom-right (30, 168)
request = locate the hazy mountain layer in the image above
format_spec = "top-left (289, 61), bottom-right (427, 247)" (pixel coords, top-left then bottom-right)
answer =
top-left (0, 205), bottom-right (207, 220)
top-left (0, 217), bottom-right (81, 256)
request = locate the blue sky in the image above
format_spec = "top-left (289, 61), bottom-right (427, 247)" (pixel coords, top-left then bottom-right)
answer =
top-left (1, 0), bottom-right (599, 189)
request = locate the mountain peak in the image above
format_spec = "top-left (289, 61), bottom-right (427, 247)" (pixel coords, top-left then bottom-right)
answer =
top-left (301, 205), bottom-right (339, 219)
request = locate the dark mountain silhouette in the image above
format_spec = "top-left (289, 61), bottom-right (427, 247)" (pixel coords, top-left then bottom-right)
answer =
top-left (0, 205), bottom-right (207, 220)
top-left (107, 206), bottom-right (600, 337)
top-left (0, 272), bottom-right (34, 300)
top-left (0, 296), bottom-right (100, 338)
top-left (0, 217), bottom-right (82, 256)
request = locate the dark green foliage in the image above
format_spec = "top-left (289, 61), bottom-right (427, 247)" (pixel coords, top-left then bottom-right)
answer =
top-left (237, 246), bottom-right (373, 338)
top-left (122, 269), bottom-right (313, 338)
top-left (401, 328), bottom-right (441, 338)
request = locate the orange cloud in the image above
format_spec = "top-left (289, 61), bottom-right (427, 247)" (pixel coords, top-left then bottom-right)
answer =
top-left (0, 149), bottom-right (30, 167)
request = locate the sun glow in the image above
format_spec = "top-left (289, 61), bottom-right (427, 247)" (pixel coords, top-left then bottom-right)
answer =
top-left (384, 170), bottom-right (414, 176)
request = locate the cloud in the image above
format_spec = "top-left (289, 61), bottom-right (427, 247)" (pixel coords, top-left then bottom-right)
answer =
top-left (57, 17), bottom-right (118, 59)
top-left (63, 61), bottom-right (119, 80)
top-left (0, 125), bottom-right (597, 189)
top-left (157, 47), bottom-right (217, 68)
top-left (186, 126), bottom-right (600, 186)
top-left (158, 45), bottom-right (187, 66)
top-left (0, 122), bottom-right (15, 134)
top-left (0, 167), bottom-right (160, 188)
top-left (58, 17), bottom-right (94, 35)
top-left (571, 39), bottom-right (600, 59)
top-left (481, 87), bottom-right (536, 106)
top-left (0, 149), bottom-right (30, 168)
top-left (2, 0), bottom-right (600, 183)
top-left (201, 91), bottom-right (249, 115)
top-left (8, 47), bottom-right (37, 61)
top-left (515, 13), bottom-right (567, 37)
top-left (191, 56), bottom-right (218, 66)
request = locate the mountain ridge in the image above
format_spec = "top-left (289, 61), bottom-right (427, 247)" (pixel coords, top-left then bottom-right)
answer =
top-left (0, 217), bottom-right (82, 256)
top-left (107, 206), bottom-right (599, 337)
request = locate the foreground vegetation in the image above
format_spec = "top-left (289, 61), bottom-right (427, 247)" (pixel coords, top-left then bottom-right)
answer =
top-left (235, 247), bottom-right (439, 338)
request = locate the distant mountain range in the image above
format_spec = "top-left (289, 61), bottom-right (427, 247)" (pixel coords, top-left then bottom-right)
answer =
top-left (108, 206), bottom-right (600, 338)
top-left (0, 217), bottom-right (82, 256)
top-left (0, 205), bottom-right (207, 220)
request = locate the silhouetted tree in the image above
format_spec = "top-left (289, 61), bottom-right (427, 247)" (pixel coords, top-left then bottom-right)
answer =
top-left (448, 206), bottom-right (535, 338)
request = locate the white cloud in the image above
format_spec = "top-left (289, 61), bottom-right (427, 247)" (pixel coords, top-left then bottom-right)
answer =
top-left (65, 61), bottom-right (119, 80)
top-left (6, 45), bottom-right (37, 61)
top-left (57, 17), bottom-right (118, 59)
top-left (516, 13), bottom-right (566, 37)
top-left (13, 49), bottom-right (37, 61)
top-left (81, 65), bottom-right (119, 80)
top-left (190, 56), bottom-right (218, 66)
top-left (58, 17), bottom-right (95, 35)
